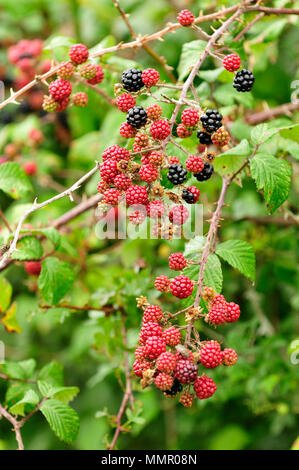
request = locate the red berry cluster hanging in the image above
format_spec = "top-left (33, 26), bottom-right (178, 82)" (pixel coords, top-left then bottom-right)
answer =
top-left (133, 251), bottom-right (240, 406)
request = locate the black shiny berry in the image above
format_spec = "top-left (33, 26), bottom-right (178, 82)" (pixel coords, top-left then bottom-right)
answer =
top-left (182, 189), bottom-right (195, 204)
top-left (197, 130), bottom-right (212, 145)
top-left (122, 68), bottom-right (144, 92)
top-left (233, 69), bottom-right (255, 92)
top-left (165, 379), bottom-right (183, 396)
top-left (167, 164), bottom-right (187, 185)
top-left (194, 162), bottom-right (214, 181)
top-left (200, 109), bottom-right (223, 133)
top-left (126, 106), bottom-right (147, 129)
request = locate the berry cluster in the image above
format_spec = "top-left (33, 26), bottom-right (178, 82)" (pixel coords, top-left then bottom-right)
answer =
top-left (42, 43), bottom-right (104, 113)
top-left (133, 253), bottom-right (240, 405)
top-left (222, 54), bottom-right (255, 92)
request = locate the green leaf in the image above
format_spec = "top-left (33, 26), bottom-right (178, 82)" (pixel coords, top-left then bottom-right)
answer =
top-left (0, 162), bottom-right (32, 199)
top-left (216, 240), bottom-right (256, 281)
top-left (218, 139), bottom-right (251, 158)
top-left (199, 67), bottom-right (223, 83)
top-left (0, 276), bottom-right (12, 313)
top-left (203, 254), bottom-right (223, 293)
top-left (251, 124), bottom-right (277, 146)
top-left (44, 35), bottom-right (75, 50)
top-left (21, 227), bottom-right (61, 247)
top-left (38, 381), bottom-right (79, 404)
top-left (38, 361), bottom-right (64, 387)
top-left (178, 40), bottom-right (207, 81)
top-left (11, 236), bottom-right (43, 261)
top-left (279, 124), bottom-right (299, 144)
top-left (184, 236), bottom-right (206, 257)
top-left (9, 389), bottom-right (39, 417)
top-left (0, 302), bottom-right (21, 333)
top-left (40, 399), bottom-right (80, 443)
top-left (38, 257), bottom-right (75, 305)
top-left (1, 359), bottom-right (36, 380)
top-left (250, 153), bottom-right (292, 214)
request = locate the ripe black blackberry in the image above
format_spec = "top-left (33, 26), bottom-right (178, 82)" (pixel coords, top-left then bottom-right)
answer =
top-left (167, 164), bottom-right (188, 185)
top-left (197, 130), bottom-right (212, 145)
top-left (164, 379), bottom-right (183, 396)
top-left (200, 109), bottom-right (223, 133)
top-left (233, 69), bottom-right (255, 92)
top-left (182, 189), bottom-right (195, 204)
top-left (122, 68), bottom-right (144, 92)
top-left (194, 162), bottom-right (214, 181)
top-left (127, 106), bottom-right (148, 129)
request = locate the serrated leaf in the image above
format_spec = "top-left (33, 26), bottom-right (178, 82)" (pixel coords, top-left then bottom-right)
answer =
top-left (216, 240), bottom-right (256, 281)
top-left (11, 236), bottom-right (43, 261)
top-left (0, 162), bottom-right (32, 199)
top-left (0, 302), bottom-right (21, 333)
top-left (279, 124), bottom-right (299, 144)
top-left (38, 257), bottom-right (75, 305)
top-left (184, 236), bottom-right (206, 257)
top-left (40, 399), bottom-right (80, 443)
top-left (250, 153), bottom-right (292, 214)
top-left (251, 124), bottom-right (277, 145)
top-left (214, 136), bottom-right (250, 183)
top-left (38, 361), bottom-right (64, 387)
top-left (38, 381), bottom-right (79, 404)
top-left (1, 359), bottom-right (36, 381)
top-left (21, 227), bottom-right (61, 247)
top-left (178, 40), bottom-right (207, 81)
top-left (218, 139), bottom-right (251, 158)
top-left (0, 276), bottom-right (12, 313)
top-left (5, 383), bottom-right (31, 409)
top-left (9, 389), bottom-right (39, 417)
top-left (203, 254), bottom-right (223, 293)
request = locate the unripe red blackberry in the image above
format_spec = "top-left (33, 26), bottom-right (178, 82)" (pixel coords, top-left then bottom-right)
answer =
top-left (181, 108), bottom-right (200, 128)
top-left (97, 180), bottom-right (108, 194)
top-left (169, 275), bottom-right (193, 299)
top-left (140, 321), bottom-right (163, 343)
top-left (200, 341), bottom-right (222, 368)
top-left (142, 68), bottom-right (160, 88)
top-left (116, 93), bottom-right (136, 112)
top-left (177, 9), bottom-right (195, 26)
top-left (140, 155), bottom-right (150, 164)
top-left (147, 200), bottom-right (164, 219)
top-left (57, 61), bottom-right (74, 79)
top-left (182, 186), bottom-right (200, 204)
top-left (175, 350), bottom-right (194, 362)
top-left (148, 151), bottom-right (163, 167)
top-left (133, 359), bottom-right (151, 377)
top-left (162, 326), bottom-right (181, 346)
top-left (222, 348), bottom-right (238, 366)
top-left (28, 128), bottom-right (43, 146)
top-left (225, 302), bottom-right (240, 323)
top-left (139, 164), bottom-right (158, 183)
top-left (135, 346), bottom-right (147, 360)
top-left (211, 128), bottom-right (229, 147)
top-left (120, 122), bottom-right (137, 138)
top-left (150, 119), bottom-right (170, 140)
top-left (69, 43), bottom-right (89, 64)
top-left (154, 275), bottom-right (170, 292)
top-left (145, 335), bottom-right (166, 359)
top-left (79, 62), bottom-right (97, 79)
top-left (129, 209), bottom-right (146, 225)
top-left (154, 373), bottom-right (173, 391)
top-left (208, 294), bottom-right (228, 325)
top-left (56, 97), bottom-right (69, 112)
top-left (125, 185), bottom-right (148, 206)
top-left (143, 305), bottom-right (163, 323)
top-left (72, 92), bottom-right (88, 107)
top-left (103, 188), bottom-right (121, 205)
top-left (102, 145), bottom-right (131, 162)
top-left (179, 392), bottom-right (194, 407)
top-left (25, 261), bottom-right (41, 276)
top-left (186, 154), bottom-right (204, 173)
top-left (100, 159), bottom-right (119, 183)
top-left (193, 375), bottom-right (217, 399)
top-left (156, 352), bottom-right (176, 373)
top-left (4, 143), bottom-right (18, 158)
top-left (169, 205), bottom-right (189, 225)
top-left (114, 174), bottom-right (132, 191)
top-left (87, 64), bottom-right (104, 85)
top-left (146, 103), bottom-right (162, 121)
top-left (177, 124), bottom-right (192, 138)
top-left (174, 359), bottom-right (198, 384)
top-left (24, 161), bottom-right (37, 176)
top-left (169, 252), bottom-right (187, 271)
top-left (168, 156), bottom-right (180, 165)
top-left (49, 79), bottom-right (72, 101)
top-left (223, 54), bottom-right (241, 72)
top-left (134, 133), bottom-right (149, 148)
